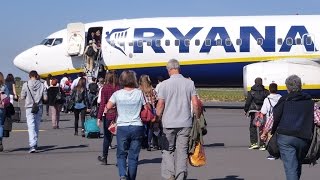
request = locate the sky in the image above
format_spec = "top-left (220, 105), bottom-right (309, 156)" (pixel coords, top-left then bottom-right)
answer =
top-left (1, 0), bottom-right (319, 80)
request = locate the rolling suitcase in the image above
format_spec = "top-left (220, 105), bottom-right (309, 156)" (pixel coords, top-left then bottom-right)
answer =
top-left (84, 117), bottom-right (100, 138)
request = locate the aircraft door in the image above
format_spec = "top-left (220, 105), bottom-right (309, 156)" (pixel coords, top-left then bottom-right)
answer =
top-left (67, 23), bottom-right (85, 56)
top-left (302, 34), bottom-right (316, 53)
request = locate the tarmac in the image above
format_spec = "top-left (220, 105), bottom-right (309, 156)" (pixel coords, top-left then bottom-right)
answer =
top-left (0, 102), bottom-right (319, 180)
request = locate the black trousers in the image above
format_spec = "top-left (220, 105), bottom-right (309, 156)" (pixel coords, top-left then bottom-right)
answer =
top-left (249, 113), bottom-right (258, 144)
top-left (102, 117), bottom-right (112, 157)
top-left (74, 108), bottom-right (86, 132)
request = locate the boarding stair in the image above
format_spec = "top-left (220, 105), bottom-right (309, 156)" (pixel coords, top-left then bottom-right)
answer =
top-left (82, 49), bottom-right (103, 81)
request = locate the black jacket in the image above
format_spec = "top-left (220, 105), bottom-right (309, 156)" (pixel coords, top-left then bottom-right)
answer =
top-left (272, 92), bottom-right (315, 140)
top-left (244, 84), bottom-right (269, 113)
top-left (47, 87), bottom-right (62, 106)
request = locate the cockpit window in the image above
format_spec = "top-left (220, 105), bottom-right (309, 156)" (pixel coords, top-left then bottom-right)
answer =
top-left (53, 38), bottom-right (63, 46)
top-left (40, 38), bottom-right (63, 46)
top-left (40, 38), bottom-right (54, 46)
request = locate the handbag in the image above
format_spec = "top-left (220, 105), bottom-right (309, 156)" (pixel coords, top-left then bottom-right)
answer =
top-left (189, 141), bottom-right (206, 167)
top-left (266, 132), bottom-right (280, 158)
top-left (140, 105), bottom-right (155, 123)
top-left (252, 112), bottom-right (266, 127)
top-left (27, 83), bottom-right (40, 114)
top-left (108, 120), bottom-right (117, 135)
top-left (140, 94), bottom-right (155, 123)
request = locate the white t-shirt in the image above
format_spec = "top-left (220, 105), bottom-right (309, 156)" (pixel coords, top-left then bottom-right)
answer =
top-left (71, 77), bottom-right (81, 90)
top-left (60, 77), bottom-right (68, 88)
top-left (109, 88), bottom-right (145, 126)
top-left (261, 93), bottom-right (282, 119)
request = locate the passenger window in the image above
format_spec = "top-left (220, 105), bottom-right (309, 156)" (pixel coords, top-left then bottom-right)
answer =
top-left (53, 38), bottom-right (63, 46)
top-left (184, 39), bottom-right (190, 46)
top-left (286, 37), bottom-right (293, 45)
top-left (295, 38), bottom-right (302, 45)
top-left (110, 40), bottom-right (115, 46)
top-left (165, 40), bottom-right (170, 46)
top-left (137, 40), bottom-right (143, 47)
top-left (147, 41), bottom-right (152, 46)
top-left (205, 39), bottom-right (211, 46)
top-left (236, 39), bottom-right (242, 46)
top-left (225, 38), bottom-right (232, 46)
top-left (216, 39), bottom-right (222, 46)
top-left (306, 36), bottom-right (313, 45)
top-left (175, 40), bottom-right (180, 46)
top-left (277, 38), bottom-right (283, 45)
top-left (257, 38), bottom-right (263, 45)
top-left (195, 39), bottom-right (200, 46)
top-left (155, 39), bottom-right (161, 47)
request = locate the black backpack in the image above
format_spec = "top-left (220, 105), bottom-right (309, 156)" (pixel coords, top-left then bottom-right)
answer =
top-left (251, 90), bottom-right (268, 105)
top-left (86, 46), bottom-right (96, 57)
top-left (89, 83), bottom-right (99, 94)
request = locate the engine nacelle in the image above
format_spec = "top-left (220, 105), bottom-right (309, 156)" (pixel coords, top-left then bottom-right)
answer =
top-left (243, 59), bottom-right (320, 99)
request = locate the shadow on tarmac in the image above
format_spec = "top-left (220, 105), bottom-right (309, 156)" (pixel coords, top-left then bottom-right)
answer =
top-left (38, 144), bottom-right (88, 153)
top-left (209, 175), bottom-right (245, 180)
top-left (138, 157), bottom-right (162, 165)
top-left (203, 143), bottom-right (225, 148)
top-left (8, 145), bottom-right (88, 153)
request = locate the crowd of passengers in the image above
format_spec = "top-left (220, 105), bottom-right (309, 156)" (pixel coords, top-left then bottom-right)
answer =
top-left (1, 58), bottom-right (320, 180)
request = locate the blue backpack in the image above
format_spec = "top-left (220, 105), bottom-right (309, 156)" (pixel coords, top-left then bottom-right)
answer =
top-left (84, 117), bottom-right (100, 138)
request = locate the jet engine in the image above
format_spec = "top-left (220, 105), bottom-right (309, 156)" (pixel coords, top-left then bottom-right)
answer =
top-left (243, 59), bottom-right (320, 99)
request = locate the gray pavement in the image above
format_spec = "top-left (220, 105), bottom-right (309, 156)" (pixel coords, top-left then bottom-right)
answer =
top-left (0, 105), bottom-right (319, 180)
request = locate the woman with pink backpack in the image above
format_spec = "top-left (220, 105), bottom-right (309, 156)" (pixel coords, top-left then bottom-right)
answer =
top-left (0, 72), bottom-right (9, 152)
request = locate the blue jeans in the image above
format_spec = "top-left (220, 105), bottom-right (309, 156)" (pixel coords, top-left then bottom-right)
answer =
top-left (277, 134), bottom-right (310, 180)
top-left (0, 108), bottom-right (4, 141)
top-left (102, 117), bottom-right (112, 157)
top-left (26, 106), bottom-right (43, 148)
top-left (117, 125), bottom-right (144, 180)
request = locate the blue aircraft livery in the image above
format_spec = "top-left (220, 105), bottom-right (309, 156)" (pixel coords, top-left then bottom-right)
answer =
top-left (106, 25), bottom-right (315, 55)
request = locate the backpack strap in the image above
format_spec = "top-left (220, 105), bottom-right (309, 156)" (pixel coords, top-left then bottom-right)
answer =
top-left (267, 98), bottom-right (273, 116)
top-left (26, 82), bottom-right (36, 104)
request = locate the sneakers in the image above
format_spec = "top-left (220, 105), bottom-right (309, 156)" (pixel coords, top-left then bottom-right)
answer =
top-left (248, 143), bottom-right (259, 150)
top-left (97, 156), bottom-right (107, 165)
top-left (267, 155), bottom-right (277, 160)
top-left (81, 129), bottom-right (85, 137)
top-left (0, 141), bottom-right (3, 152)
top-left (29, 147), bottom-right (37, 153)
top-left (259, 145), bottom-right (266, 151)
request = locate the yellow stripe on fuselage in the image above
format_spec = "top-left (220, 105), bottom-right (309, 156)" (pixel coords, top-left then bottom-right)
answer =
top-left (39, 54), bottom-right (320, 78)
top-left (247, 84), bottom-right (320, 91)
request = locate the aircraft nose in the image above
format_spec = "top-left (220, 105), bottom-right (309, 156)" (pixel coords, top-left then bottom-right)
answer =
top-left (13, 51), bottom-right (31, 73)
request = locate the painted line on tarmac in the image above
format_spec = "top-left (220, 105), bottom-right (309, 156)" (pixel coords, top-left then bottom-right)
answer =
top-left (12, 130), bottom-right (46, 132)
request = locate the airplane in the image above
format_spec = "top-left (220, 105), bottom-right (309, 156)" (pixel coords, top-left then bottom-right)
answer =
top-left (13, 15), bottom-right (320, 98)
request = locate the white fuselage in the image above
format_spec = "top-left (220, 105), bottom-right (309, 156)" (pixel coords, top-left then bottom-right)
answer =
top-left (13, 15), bottom-right (320, 97)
